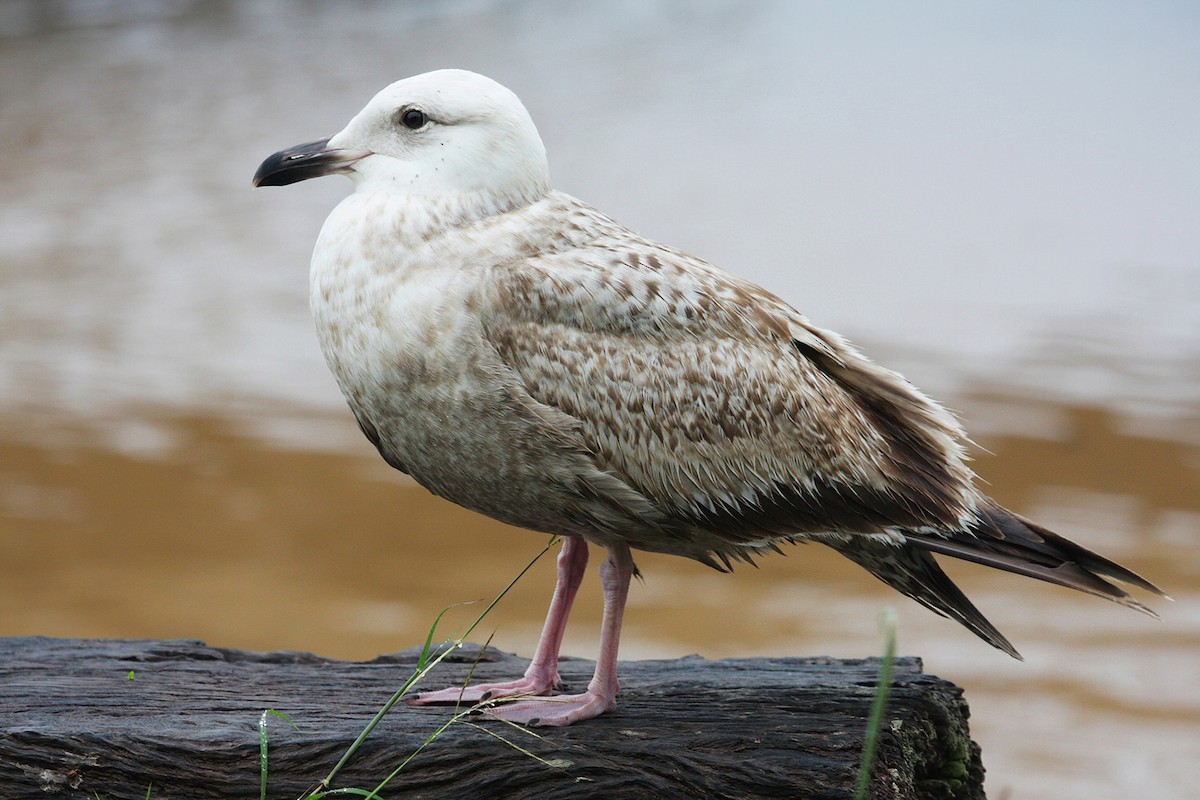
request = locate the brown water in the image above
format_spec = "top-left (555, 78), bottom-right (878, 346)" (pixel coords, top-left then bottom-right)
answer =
top-left (2, 2), bottom-right (1198, 798)
top-left (4, 398), bottom-right (1197, 798)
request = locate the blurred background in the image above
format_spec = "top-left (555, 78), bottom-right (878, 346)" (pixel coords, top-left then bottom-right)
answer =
top-left (1, 1), bottom-right (1197, 797)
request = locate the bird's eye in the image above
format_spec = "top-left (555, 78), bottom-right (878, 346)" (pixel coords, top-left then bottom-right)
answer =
top-left (400, 108), bottom-right (428, 130)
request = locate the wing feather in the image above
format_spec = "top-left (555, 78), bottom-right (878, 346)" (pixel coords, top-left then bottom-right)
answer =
top-left (477, 207), bottom-right (977, 557)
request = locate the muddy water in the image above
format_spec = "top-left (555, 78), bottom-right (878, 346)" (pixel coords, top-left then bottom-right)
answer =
top-left (4, 400), bottom-right (1197, 798)
top-left (1, 2), bottom-right (1198, 799)
top-left (4, 399), bottom-right (1194, 664)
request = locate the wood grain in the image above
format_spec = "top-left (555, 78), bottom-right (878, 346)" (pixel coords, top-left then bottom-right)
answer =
top-left (0, 637), bottom-right (983, 799)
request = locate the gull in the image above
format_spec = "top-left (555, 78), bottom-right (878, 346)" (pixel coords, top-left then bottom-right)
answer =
top-left (253, 69), bottom-right (1163, 727)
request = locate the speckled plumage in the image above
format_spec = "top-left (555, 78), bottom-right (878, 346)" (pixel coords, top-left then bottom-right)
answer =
top-left (255, 69), bottom-right (1162, 725)
top-left (311, 188), bottom-right (976, 557)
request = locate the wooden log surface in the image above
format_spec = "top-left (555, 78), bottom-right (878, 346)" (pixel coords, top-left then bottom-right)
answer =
top-left (0, 637), bottom-right (984, 799)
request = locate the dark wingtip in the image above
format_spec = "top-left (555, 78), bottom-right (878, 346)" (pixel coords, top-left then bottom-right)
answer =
top-left (908, 502), bottom-right (1164, 617)
top-left (829, 538), bottom-right (1025, 659)
top-left (980, 622), bottom-right (1022, 661)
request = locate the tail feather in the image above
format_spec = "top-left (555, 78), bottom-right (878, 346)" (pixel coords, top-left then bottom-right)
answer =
top-left (906, 502), bottom-right (1166, 617)
top-left (827, 537), bottom-right (1024, 659)
top-left (825, 500), bottom-right (1164, 659)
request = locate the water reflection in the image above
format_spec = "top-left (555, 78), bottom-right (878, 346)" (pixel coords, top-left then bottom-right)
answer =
top-left (2, 2), bottom-right (1198, 799)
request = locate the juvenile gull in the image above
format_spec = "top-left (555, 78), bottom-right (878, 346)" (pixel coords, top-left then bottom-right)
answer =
top-left (253, 69), bottom-right (1163, 727)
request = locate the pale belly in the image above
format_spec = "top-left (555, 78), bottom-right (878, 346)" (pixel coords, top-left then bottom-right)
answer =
top-left (342, 368), bottom-right (600, 538)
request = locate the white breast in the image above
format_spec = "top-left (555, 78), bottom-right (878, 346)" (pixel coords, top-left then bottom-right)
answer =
top-left (309, 192), bottom-right (477, 400)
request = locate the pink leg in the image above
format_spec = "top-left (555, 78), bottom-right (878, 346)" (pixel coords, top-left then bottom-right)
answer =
top-left (481, 543), bottom-right (633, 727)
top-left (407, 535), bottom-right (589, 706)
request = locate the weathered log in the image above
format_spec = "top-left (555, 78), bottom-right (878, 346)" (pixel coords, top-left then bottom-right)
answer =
top-left (0, 637), bottom-right (983, 799)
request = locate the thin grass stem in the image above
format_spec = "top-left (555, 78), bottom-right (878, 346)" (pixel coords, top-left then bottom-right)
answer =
top-left (306, 536), bottom-right (561, 798)
top-left (854, 608), bottom-right (898, 800)
top-left (260, 709), bottom-right (298, 800)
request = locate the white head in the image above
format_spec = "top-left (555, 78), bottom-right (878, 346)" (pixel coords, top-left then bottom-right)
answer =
top-left (254, 70), bottom-right (551, 210)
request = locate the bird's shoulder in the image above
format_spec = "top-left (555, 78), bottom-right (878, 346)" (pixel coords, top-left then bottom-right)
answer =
top-left (476, 193), bottom-right (822, 349)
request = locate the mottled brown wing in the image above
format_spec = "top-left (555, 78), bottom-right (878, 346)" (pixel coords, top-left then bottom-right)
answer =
top-left (478, 234), bottom-right (978, 554)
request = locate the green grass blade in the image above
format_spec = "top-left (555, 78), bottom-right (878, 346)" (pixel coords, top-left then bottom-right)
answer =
top-left (260, 711), bottom-right (271, 800)
top-left (462, 721), bottom-right (572, 770)
top-left (260, 709), bottom-right (298, 800)
top-left (359, 706), bottom-right (476, 799)
top-left (309, 536), bottom-right (561, 797)
top-left (854, 608), bottom-right (898, 800)
top-left (456, 536), bottom-right (560, 644)
top-left (416, 601), bottom-right (468, 671)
